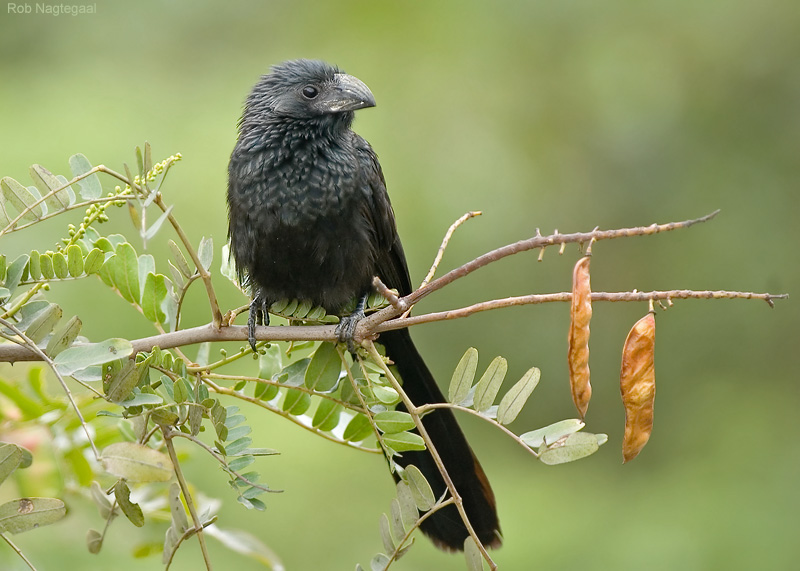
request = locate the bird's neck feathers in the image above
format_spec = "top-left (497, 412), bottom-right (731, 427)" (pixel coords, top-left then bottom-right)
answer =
top-left (239, 109), bottom-right (354, 154)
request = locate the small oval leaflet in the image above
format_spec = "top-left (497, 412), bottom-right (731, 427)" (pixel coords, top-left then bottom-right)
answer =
top-left (24, 302), bottom-right (62, 344)
top-left (520, 419), bottom-right (585, 449)
top-left (402, 464), bottom-right (435, 512)
top-left (112, 242), bottom-right (140, 304)
top-left (69, 153), bottom-right (103, 200)
top-left (0, 443), bottom-right (24, 487)
top-left (395, 481), bottom-right (418, 529)
top-left (0, 497), bottom-right (66, 534)
top-left (538, 432), bottom-right (601, 465)
top-left (114, 480), bottom-right (144, 527)
top-left (54, 338), bottom-right (133, 376)
top-left (473, 355), bottom-right (508, 412)
top-left (52, 251), bottom-right (69, 279)
top-left (67, 244), bottom-right (84, 277)
top-left (379, 512), bottom-right (394, 553)
top-left (100, 442), bottom-right (173, 482)
top-left (304, 342), bottom-right (342, 392)
top-left (343, 413), bottom-right (374, 442)
top-left (45, 315), bottom-right (82, 358)
top-left (374, 411), bottom-right (416, 434)
top-left (382, 431), bottom-right (426, 453)
top-left (449, 347), bottom-right (478, 405)
top-left (311, 399), bottom-right (341, 431)
top-left (496, 366), bottom-right (540, 425)
top-left (86, 528), bottom-right (103, 554)
top-left (464, 536), bottom-right (483, 571)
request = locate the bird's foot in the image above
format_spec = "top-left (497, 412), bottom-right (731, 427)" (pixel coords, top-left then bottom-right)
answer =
top-left (336, 294), bottom-right (367, 354)
top-left (248, 293), bottom-right (270, 352)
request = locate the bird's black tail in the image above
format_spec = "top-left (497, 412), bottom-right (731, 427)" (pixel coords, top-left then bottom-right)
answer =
top-left (378, 328), bottom-right (501, 551)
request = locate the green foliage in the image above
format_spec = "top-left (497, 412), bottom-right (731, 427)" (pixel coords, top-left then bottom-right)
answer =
top-left (0, 147), bottom-right (602, 571)
top-left (0, 442), bottom-right (66, 535)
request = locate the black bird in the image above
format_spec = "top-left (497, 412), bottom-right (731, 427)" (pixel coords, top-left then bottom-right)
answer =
top-left (227, 59), bottom-right (501, 551)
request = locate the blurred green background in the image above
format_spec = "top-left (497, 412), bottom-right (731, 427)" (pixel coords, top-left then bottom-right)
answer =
top-left (1, 0), bottom-right (798, 569)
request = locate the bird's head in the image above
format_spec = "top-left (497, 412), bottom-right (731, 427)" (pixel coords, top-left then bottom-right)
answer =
top-left (243, 59), bottom-right (375, 129)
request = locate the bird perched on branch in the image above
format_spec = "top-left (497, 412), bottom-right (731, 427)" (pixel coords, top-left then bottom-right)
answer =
top-left (227, 59), bottom-right (500, 551)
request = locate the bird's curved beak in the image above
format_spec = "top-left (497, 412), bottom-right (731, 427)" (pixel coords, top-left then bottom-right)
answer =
top-left (324, 73), bottom-right (376, 112)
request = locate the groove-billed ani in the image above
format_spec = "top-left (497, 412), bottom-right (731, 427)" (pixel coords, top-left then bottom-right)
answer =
top-left (227, 59), bottom-right (500, 551)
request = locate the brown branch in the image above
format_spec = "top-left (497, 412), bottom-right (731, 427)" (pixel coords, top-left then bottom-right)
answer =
top-left (362, 209), bottom-right (722, 331)
top-left (0, 212), bottom-right (786, 364)
top-left (375, 289), bottom-right (789, 331)
top-left (0, 288), bottom-right (785, 363)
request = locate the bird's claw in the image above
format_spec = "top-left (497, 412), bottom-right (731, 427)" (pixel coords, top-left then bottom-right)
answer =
top-left (336, 294), bottom-right (368, 354)
top-left (248, 293), bottom-right (270, 352)
top-left (336, 311), bottom-right (364, 354)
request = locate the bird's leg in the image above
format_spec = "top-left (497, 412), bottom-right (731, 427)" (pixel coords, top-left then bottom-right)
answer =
top-left (336, 293), bottom-right (368, 354)
top-left (248, 289), bottom-right (270, 352)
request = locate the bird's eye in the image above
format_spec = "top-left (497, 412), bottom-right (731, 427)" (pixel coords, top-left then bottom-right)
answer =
top-left (301, 85), bottom-right (319, 99)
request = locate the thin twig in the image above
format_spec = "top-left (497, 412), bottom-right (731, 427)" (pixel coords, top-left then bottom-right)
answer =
top-left (399, 210), bottom-right (481, 319)
top-left (201, 376), bottom-right (381, 454)
top-left (170, 431), bottom-right (281, 494)
top-left (0, 165), bottom-right (111, 237)
top-left (372, 276), bottom-right (407, 312)
top-left (421, 211), bottom-right (482, 289)
top-left (0, 532), bottom-right (37, 571)
top-left (162, 426), bottom-right (213, 570)
top-left (418, 402), bottom-right (541, 459)
top-left (364, 341), bottom-right (497, 570)
top-left (164, 517), bottom-right (218, 571)
top-left (362, 210), bottom-right (723, 331)
top-left (203, 372), bottom-right (364, 414)
top-left (375, 290), bottom-right (789, 331)
top-left (152, 193), bottom-right (223, 327)
top-left (385, 497), bottom-right (456, 568)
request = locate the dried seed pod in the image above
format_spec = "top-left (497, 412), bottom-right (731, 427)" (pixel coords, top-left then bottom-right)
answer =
top-left (568, 255), bottom-right (592, 418)
top-left (620, 312), bottom-right (656, 463)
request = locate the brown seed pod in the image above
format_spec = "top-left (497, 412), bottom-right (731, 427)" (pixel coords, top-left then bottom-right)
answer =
top-left (620, 312), bottom-right (656, 463)
top-left (568, 255), bottom-right (592, 418)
